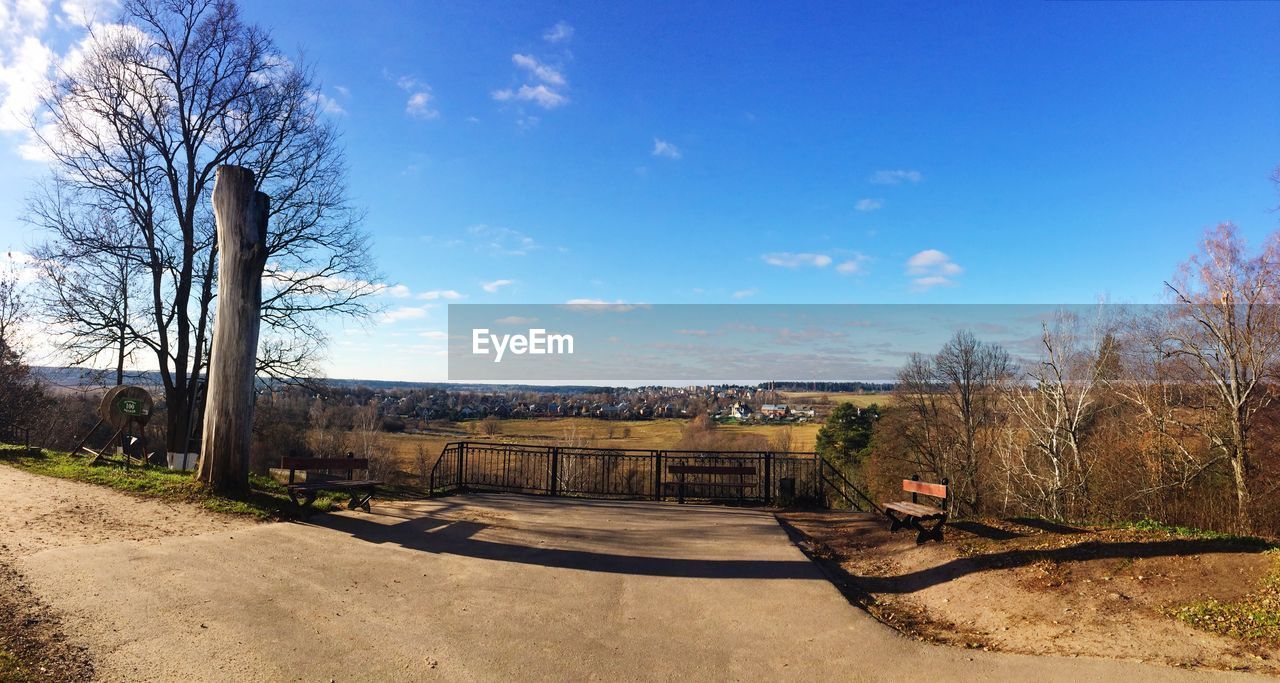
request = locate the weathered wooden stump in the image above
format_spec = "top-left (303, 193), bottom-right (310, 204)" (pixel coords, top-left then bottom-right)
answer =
top-left (196, 165), bottom-right (269, 494)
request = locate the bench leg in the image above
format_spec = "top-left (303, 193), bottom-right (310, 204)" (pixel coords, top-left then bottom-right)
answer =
top-left (347, 486), bottom-right (375, 512)
top-left (288, 489), bottom-right (318, 518)
top-left (884, 509), bottom-right (905, 532)
top-left (913, 516), bottom-right (946, 544)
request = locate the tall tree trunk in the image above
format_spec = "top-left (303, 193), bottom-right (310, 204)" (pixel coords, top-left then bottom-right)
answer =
top-left (116, 267), bottom-right (126, 386)
top-left (1230, 419), bottom-right (1252, 532)
top-left (196, 166), bottom-right (269, 494)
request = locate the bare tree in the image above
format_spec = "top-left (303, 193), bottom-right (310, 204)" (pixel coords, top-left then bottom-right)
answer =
top-left (1000, 315), bottom-right (1107, 519)
top-left (0, 258), bottom-right (48, 437)
top-left (32, 208), bottom-right (144, 386)
top-left (892, 352), bottom-right (954, 484)
top-left (352, 400), bottom-right (392, 482)
top-left (27, 0), bottom-right (377, 454)
top-left (1147, 224), bottom-right (1280, 531)
top-left (934, 330), bottom-right (1013, 514)
top-left (892, 331), bottom-right (1012, 516)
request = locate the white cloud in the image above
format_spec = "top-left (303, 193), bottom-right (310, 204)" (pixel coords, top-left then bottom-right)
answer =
top-left (836, 254), bottom-right (870, 275)
top-left (542, 21), bottom-right (573, 43)
top-left (417, 289), bottom-right (463, 300)
top-left (1, 250), bottom-right (38, 283)
top-left (855, 198), bottom-right (882, 212)
top-left (468, 224), bottom-right (540, 256)
top-left (652, 138), bottom-right (681, 159)
top-left (494, 33), bottom-right (571, 115)
top-left (0, 34), bottom-right (54, 133)
top-left (406, 90), bottom-right (438, 119)
top-left (906, 249), bottom-right (962, 290)
top-left (383, 284), bottom-right (412, 298)
top-left (309, 90), bottom-right (345, 116)
top-left (495, 315), bottom-right (538, 325)
top-left (482, 278), bottom-right (514, 293)
top-left (379, 306), bottom-right (429, 323)
top-left (870, 169), bottom-right (923, 185)
top-left (563, 299), bottom-right (641, 312)
top-left (57, 0), bottom-right (115, 27)
top-left (418, 330), bottom-right (448, 340)
top-left (394, 75), bottom-right (438, 119)
top-left (512, 53), bottom-right (564, 86)
top-left (732, 288), bottom-right (757, 299)
top-left (761, 252), bottom-right (832, 268)
top-left (492, 83), bottom-right (567, 109)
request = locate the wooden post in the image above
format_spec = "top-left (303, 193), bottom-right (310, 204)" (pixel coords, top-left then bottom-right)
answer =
top-left (196, 166), bottom-right (269, 494)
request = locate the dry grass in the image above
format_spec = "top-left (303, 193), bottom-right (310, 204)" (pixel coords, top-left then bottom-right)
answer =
top-left (381, 417), bottom-right (821, 477)
top-left (778, 391), bottom-right (893, 407)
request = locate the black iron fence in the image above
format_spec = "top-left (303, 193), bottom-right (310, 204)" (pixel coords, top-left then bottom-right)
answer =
top-left (427, 441), bottom-right (873, 510)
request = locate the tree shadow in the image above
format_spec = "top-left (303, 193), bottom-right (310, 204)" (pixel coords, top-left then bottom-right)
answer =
top-left (777, 512), bottom-right (1273, 605)
top-left (304, 497), bottom-right (822, 580)
top-left (948, 520), bottom-right (1023, 541)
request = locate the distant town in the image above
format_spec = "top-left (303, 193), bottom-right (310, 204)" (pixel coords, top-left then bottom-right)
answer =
top-left (34, 367), bottom-right (889, 426)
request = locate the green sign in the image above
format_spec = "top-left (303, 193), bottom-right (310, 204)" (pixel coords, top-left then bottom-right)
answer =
top-left (118, 398), bottom-right (148, 416)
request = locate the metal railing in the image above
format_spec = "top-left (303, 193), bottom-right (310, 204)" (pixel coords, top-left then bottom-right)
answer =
top-left (819, 457), bottom-right (879, 512)
top-left (427, 441), bottom-right (841, 505)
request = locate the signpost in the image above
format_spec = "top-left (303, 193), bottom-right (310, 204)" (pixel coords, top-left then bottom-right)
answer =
top-left (71, 385), bottom-right (154, 466)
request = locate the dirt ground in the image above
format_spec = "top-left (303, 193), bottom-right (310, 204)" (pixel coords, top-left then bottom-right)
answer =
top-left (0, 465), bottom-right (256, 681)
top-left (3, 462), bottom-right (1258, 682)
top-left (777, 510), bottom-right (1279, 676)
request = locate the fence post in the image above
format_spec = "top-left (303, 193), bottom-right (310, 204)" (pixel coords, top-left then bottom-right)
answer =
top-left (549, 446), bottom-right (560, 496)
top-left (457, 443), bottom-right (465, 492)
top-left (764, 452), bottom-right (773, 506)
top-left (653, 451), bottom-right (663, 501)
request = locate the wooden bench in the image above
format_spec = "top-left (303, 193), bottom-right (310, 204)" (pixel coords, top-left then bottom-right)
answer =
top-left (282, 454), bottom-right (381, 514)
top-left (663, 464), bottom-right (757, 503)
top-left (883, 475), bottom-right (949, 543)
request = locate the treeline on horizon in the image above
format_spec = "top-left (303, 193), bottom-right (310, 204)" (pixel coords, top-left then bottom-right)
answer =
top-left (29, 367), bottom-right (897, 395)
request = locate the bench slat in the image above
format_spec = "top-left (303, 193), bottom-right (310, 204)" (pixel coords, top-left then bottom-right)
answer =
top-left (884, 501), bottom-right (945, 518)
top-left (286, 479), bottom-right (381, 491)
top-left (902, 479), bottom-right (947, 498)
top-left (281, 457), bottom-right (369, 470)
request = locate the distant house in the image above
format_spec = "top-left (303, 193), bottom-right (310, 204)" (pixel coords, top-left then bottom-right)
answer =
top-left (760, 404), bottom-right (789, 419)
top-left (729, 402), bottom-right (752, 420)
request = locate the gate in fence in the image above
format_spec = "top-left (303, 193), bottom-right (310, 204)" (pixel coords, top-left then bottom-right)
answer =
top-left (426, 441), bottom-right (876, 510)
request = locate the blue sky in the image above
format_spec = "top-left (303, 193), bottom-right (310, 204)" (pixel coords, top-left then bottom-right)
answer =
top-left (1, 1), bottom-right (1278, 381)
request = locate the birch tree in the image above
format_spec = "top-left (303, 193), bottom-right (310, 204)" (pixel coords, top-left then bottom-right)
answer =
top-left (1153, 223), bottom-right (1280, 531)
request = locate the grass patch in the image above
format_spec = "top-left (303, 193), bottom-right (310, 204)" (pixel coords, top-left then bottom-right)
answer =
top-left (0, 646), bottom-right (27, 683)
top-left (1171, 549), bottom-right (1280, 647)
top-left (0, 444), bottom-right (345, 520)
top-left (1117, 518), bottom-right (1274, 548)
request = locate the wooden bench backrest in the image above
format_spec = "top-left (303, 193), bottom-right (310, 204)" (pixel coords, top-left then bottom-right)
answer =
top-left (902, 478), bottom-right (947, 499)
top-left (669, 465), bottom-right (756, 476)
top-left (281, 456), bottom-right (369, 471)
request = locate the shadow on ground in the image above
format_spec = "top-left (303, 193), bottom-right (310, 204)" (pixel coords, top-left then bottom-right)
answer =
top-left (775, 513), bottom-right (1274, 603)
top-left (310, 495), bottom-right (822, 580)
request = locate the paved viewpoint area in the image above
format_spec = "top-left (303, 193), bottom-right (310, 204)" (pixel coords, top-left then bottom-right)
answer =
top-left (2, 466), bottom-right (1263, 682)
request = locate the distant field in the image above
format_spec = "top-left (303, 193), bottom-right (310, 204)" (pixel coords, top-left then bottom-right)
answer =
top-left (778, 391), bottom-right (893, 407)
top-left (381, 417), bottom-right (822, 473)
